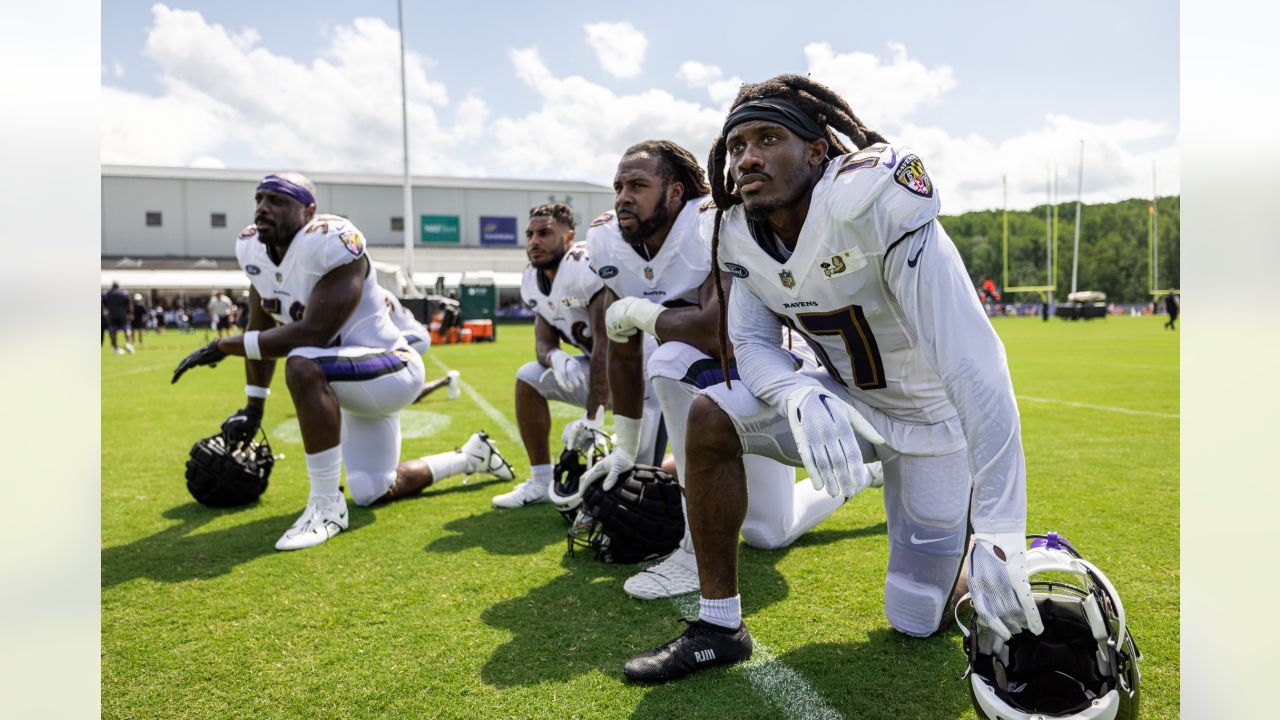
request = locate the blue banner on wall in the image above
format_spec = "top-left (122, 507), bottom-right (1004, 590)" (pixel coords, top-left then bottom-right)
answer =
top-left (479, 216), bottom-right (518, 245)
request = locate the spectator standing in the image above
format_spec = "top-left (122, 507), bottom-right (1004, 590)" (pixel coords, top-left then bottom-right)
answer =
top-left (102, 282), bottom-right (134, 354)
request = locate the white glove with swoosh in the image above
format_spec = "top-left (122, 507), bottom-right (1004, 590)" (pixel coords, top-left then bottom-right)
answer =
top-left (605, 297), bottom-right (666, 343)
top-left (968, 532), bottom-right (1045, 642)
top-left (546, 348), bottom-right (585, 393)
top-left (784, 385), bottom-right (885, 498)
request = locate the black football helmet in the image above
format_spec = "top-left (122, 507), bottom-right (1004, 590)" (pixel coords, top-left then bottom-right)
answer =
top-left (567, 464), bottom-right (684, 564)
top-left (185, 432), bottom-right (274, 507)
top-left (957, 533), bottom-right (1141, 720)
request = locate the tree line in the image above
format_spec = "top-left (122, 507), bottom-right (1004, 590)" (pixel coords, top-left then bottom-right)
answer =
top-left (941, 196), bottom-right (1180, 303)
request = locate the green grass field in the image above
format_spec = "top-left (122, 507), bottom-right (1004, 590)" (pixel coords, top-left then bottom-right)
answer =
top-left (102, 317), bottom-right (1178, 719)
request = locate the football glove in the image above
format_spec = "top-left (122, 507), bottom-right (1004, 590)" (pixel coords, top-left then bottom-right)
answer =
top-left (605, 297), bottom-right (666, 343)
top-left (561, 405), bottom-right (605, 451)
top-left (221, 405), bottom-right (264, 451)
top-left (547, 349), bottom-right (586, 393)
top-left (172, 340), bottom-right (227, 383)
top-left (582, 415), bottom-right (642, 492)
top-left (968, 532), bottom-right (1045, 643)
top-left (784, 385), bottom-right (885, 498)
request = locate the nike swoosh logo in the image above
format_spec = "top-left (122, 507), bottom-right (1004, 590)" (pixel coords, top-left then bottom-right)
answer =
top-left (883, 147), bottom-right (898, 169)
top-left (909, 533), bottom-right (948, 545)
top-left (907, 237), bottom-right (928, 268)
top-left (817, 394), bottom-right (839, 420)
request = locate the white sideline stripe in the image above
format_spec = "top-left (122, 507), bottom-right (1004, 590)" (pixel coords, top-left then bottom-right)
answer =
top-left (1018, 395), bottom-right (1179, 419)
top-left (667, 594), bottom-right (844, 720)
top-left (425, 354), bottom-right (522, 445)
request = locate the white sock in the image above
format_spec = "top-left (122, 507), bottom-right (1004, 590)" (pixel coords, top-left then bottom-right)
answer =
top-left (699, 595), bottom-right (742, 629)
top-left (422, 451), bottom-right (469, 482)
top-left (305, 446), bottom-right (343, 502)
top-left (531, 463), bottom-right (552, 487)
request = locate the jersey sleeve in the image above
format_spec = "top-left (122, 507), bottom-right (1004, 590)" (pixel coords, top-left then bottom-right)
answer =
top-left (882, 219), bottom-right (1026, 534)
top-left (585, 221), bottom-right (620, 295)
top-left (306, 216), bottom-right (366, 275)
top-left (727, 279), bottom-right (824, 409)
top-left (829, 145), bottom-right (941, 253)
top-left (565, 243), bottom-right (604, 300)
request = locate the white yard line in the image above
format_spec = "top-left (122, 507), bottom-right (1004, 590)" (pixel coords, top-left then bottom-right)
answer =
top-left (668, 594), bottom-right (844, 720)
top-left (1018, 395), bottom-right (1179, 419)
top-left (425, 354), bottom-right (522, 445)
top-left (102, 362), bottom-right (171, 380)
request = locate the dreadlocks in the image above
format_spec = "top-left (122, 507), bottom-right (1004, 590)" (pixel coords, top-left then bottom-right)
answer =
top-left (621, 140), bottom-right (711, 203)
top-left (529, 202), bottom-right (576, 231)
top-left (706, 74), bottom-right (888, 387)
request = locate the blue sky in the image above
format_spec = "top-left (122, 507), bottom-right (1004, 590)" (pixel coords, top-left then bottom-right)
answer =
top-left (101, 1), bottom-right (1179, 212)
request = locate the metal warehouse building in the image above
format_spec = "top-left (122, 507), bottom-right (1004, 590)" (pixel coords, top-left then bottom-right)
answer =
top-left (101, 165), bottom-right (615, 289)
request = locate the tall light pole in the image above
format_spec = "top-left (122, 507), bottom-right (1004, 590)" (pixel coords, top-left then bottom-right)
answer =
top-left (398, 0), bottom-right (414, 289)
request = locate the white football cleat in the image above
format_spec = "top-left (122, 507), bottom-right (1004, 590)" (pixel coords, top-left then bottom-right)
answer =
top-left (624, 540), bottom-right (700, 600)
top-left (275, 494), bottom-right (349, 551)
top-left (446, 370), bottom-right (461, 401)
top-left (492, 477), bottom-right (550, 508)
top-left (113, 347), bottom-right (125, 355)
top-left (124, 342), bottom-right (135, 354)
top-left (461, 431), bottom-right (514, 482)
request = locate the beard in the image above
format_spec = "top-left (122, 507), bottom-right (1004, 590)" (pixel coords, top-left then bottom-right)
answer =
top-left (618, 201), bottom-right (672, 246)
top-left (528, 247), bottom-right (565, 271)
top-left (256, 218), bottom-right (303, 247)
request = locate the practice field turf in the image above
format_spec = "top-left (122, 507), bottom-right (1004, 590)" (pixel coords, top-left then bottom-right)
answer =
top-left (102, 317), bottom-right (1178, 719)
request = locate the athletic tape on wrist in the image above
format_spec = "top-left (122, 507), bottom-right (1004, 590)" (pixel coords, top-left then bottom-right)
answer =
top-left (245, 385), bottom-right (270, 399)
top-left (244, 330), bottom-right (262, 360)
top-left (614, 415), bottom-right (643, 456)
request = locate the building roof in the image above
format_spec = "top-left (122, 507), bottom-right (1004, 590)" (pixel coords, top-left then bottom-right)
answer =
top-left (101, 164), bottom-right (612, 194)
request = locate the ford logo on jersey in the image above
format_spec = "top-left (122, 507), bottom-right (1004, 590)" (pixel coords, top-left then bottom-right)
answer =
top-left (597, 265), bottom-right (619, 279)
top-left (724, 262), bottom-right (750, 278)
top-left (245, 265), bottom-right (261, 275)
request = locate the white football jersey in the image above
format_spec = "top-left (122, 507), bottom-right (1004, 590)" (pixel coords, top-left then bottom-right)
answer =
top-left (520, 241), bottom-right (605, 354)
top-left (715, 144), bottom-right (1028, 532)
top-left (235, 214), bottom-right (404, 350)
top-left (711, 145), bottom-right (950, 422)
top-left (586, 197), bottom-right (711, 308)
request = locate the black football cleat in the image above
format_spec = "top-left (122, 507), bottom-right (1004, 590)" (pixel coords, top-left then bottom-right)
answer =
top-left (623, 619), bottom-right (753, 683)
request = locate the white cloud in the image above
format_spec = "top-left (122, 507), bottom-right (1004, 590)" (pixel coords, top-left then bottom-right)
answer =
top-left (101, 4), bottom-right (486, 175)
top-left (804, 42), bottom-right (956, 129)
top-left (491, 47), bottom-right (723, 182)
top-left (584, 22), bottom-right (647, 79)
top-left (901, 114), bottom-right (1180, 213)
top-left (677, 61), bottom-right (741, 106)
top-left (188, 155), bottom-right (226, 169)
top-left (677, 61), bottom-right (721, 87)
top-left (111, 60), bottom-right (124, 78)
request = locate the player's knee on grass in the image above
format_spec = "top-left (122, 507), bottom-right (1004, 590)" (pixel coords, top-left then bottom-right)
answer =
top-left (883, 451), bottom-right (970, 637)
top-left (347, 469), bottom-right (396, 506)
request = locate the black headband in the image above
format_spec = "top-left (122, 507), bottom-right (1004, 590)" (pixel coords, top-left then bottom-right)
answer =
top-left (722, 99), bottom-right (825, 142)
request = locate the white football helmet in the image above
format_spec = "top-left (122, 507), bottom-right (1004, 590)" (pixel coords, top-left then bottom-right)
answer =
top-left (547, 429), bottom-right (612, 522)
top-left (956, 533), bottom-right (1141, 720)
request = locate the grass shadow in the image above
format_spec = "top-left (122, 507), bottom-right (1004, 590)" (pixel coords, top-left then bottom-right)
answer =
top-left (101, 501), bottom-right (376, 588)
top-left (424, 504), bottom-right (569, 557)
top-left (478, 522), bottom-right (887, 691)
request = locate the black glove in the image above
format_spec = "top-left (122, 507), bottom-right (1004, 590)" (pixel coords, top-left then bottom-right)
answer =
top-left (220, 405), bottom-right (264, 450)
top-left (172, 341), bottom-right (227, 384)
